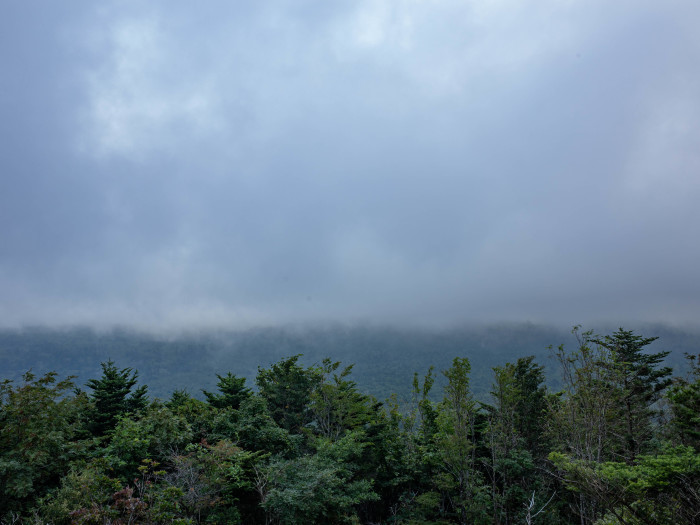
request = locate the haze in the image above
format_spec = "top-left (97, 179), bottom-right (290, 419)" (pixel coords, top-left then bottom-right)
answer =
top-left (1, 1), bottom-right (699, 331)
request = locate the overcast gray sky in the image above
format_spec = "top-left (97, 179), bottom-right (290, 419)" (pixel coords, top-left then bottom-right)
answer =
top-left (1, 0), bottom-right (699, 331)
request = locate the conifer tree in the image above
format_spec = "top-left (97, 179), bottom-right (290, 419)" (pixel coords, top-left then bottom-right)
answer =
top-left (202, 372), bottom-right (251, 410)
top-left (256, 355), bottom-right (322, 434)
top-left (85, 360), bottom-right (148, 436)
top-left (310, 359), bottom-right (376, 441)
top-left (666, 353), bottom-right (700, 449)
top-left (436, 357), bottom-right (487, 524)
top-left (485, 357), bottom-right (551, 524)
top-left (592, 329), bottom-right (672, 461)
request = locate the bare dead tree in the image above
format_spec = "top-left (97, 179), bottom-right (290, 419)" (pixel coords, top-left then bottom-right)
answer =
top-left (524, 490), bottom-right (556, 525)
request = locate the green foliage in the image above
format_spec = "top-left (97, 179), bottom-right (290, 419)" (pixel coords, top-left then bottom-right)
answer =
top-left (434, 357), bottom-right (490, 525)
top-left (211, 395), bottom-right (298, 456)
top-left (310, 359), bottom-right (378, 441)
top-left (168, 388), bottom-right (195, 408)
top-left (60, 459), bottom-right (193, 525)
top-left (591, 328), bottom-right (673, 461)
top-left (103, 402), bottom-right (193, 481)
top-left (257, 431), bottom-right (379, 524)
top-left (666, 353), bottom-right (700, 449)
top-left (550, 444), bottom-right (700, 524)
top-left (85, 360), bottom-right (148, 436)
top-left (41, 444), bottom-right (259, 524)
top-left (353, 403), bottom-right (418, 523)
top-left (547, 327), bottom-right (677, 523)
top-left (256, 354), bottom-right (323, 434)
top-left (0, 371), bottom-right (88, 517)
top-left (165, 440), bottom-right (261, 524)
top-left (38, 458), bottom-right (122, 524)
top-left (0, 327), bottom-right (696, 524)
top-left (485, 356), bottom-right (549, 457)
top-left (483, 357), bottom-right (553, 524)
top-left (548, 327), bottom-right (624, 464)
top-left (202, 372), bottom-right (252, 410)
top-left (412, 366), bottom-right (439, 441)
top-left (168, 391), bottom-right (216, 442)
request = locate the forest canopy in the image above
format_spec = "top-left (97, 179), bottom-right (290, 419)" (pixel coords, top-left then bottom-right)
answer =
top-left (1, 327), bottom-right (698, 524)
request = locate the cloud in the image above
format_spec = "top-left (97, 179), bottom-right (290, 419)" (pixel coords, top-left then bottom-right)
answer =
top-left (1, 0), bottom-right (699, 330)
top-left (81, 14), bottom-right (224, 158)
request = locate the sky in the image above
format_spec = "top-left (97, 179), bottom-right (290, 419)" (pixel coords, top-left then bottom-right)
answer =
top-left (1, 0), bottom-right (699, 331)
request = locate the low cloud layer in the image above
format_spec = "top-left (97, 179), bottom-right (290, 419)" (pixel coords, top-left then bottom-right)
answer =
top-left (1, 1), bottom-right (699, 330)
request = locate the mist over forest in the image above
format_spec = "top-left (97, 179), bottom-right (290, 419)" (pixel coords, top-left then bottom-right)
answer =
top-left (2, 1), bottom-right (700, 522)
top-left (2, 321), bottom-right (696, 401)
top-left (2, 321), bottom-right (700, 523)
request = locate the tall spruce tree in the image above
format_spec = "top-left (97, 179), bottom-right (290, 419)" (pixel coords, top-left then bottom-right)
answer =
top-left (85, 360), bottom-right (148, 436)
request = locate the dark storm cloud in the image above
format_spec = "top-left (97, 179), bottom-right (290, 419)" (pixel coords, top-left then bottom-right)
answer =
top-left (1, 0), bottom-right (699, 329)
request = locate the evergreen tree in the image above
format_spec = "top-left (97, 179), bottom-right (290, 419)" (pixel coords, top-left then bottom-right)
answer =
top-left (86, 360), bottom-right (148, 436)
top-left (211, 395), bottom-right (297, 456)
top-left (550, 327), bottom-right (676, 523)
top-left (257, 431), bottom-right (379, 524)
top-left (592, 329), bottom-right (673, 461)
top-left (256, 355), bottom-right (322, 434)
top-left (666, 353), bottom-right (700, 449)
top-left (548, 327), bottom-right (624, 523)
top-left (310, 359), bottom-right (377, 441)
top-left (484, 357), bottom-right (552, 524)
top-left (202, 372), bottom-right (252, 410)
top-left (550, 444), bottom-right (700, 525)
top-left (435, 357), bottom-right (489, 524)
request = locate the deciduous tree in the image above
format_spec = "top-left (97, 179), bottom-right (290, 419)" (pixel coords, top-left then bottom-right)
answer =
top-left (0, 372), bottom-right (88, 517)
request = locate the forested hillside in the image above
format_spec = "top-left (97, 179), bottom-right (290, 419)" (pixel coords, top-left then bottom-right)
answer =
top-left (0, 323), bottom-right (693, 401)
top-left (1, 326), bottom-right (698, 524)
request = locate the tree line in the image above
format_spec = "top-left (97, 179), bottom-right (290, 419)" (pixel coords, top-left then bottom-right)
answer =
top-left (0, 327), bottom-right (698, 524)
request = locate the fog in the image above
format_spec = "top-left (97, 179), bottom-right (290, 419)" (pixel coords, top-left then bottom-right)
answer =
top-left (1, 1), bottom-right (699, 332)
